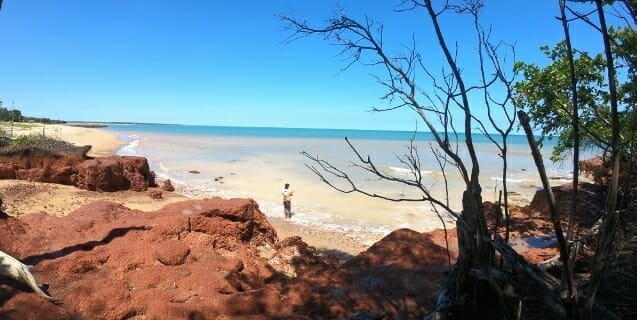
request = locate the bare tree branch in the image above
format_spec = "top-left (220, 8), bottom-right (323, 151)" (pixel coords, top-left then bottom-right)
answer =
top-left (283, 2), bottom-right (525, 316)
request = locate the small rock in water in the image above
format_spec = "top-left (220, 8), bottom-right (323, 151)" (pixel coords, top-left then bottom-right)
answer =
top-left (162, 179), bottom-right (175, 192)
top-left (189, 170), bottom-right (200, 174)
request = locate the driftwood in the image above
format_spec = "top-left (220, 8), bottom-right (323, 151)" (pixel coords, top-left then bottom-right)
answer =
top-left (538, 255), bottom-right (563, 272)
top-left (0, 249), bottom-right (56, 301)
top-left (489, 236), bottom-right (623, 320)
top-left (487, 237), bottom-right (567, 319)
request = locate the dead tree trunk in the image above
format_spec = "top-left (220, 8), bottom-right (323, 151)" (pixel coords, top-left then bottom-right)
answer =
top-left (558, 1), bottom-right (581, 317)
top-left (586, 1), bottom-right (624, 316)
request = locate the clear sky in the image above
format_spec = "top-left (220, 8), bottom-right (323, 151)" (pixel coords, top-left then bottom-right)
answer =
top-left (0, 1), bottom-right (614, 131)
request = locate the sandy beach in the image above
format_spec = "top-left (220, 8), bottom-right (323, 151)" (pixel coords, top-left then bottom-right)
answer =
top-left (0, 124), bottom-right (369, 258)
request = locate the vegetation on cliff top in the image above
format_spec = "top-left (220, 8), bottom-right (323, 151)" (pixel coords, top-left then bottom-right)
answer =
top-left (0, 130), bottom-right (82, 155)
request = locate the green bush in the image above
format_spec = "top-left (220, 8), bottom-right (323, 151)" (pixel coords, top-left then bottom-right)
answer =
top-left (11, 134), bottom-right (45, 147)
top-left (0, 128), bottom-right (11, 148)
top-left (1, 133), bottom-right (77, 153)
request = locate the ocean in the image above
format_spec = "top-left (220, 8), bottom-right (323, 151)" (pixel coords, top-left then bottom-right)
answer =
top-left (107, 124), bottom-right (577, 245)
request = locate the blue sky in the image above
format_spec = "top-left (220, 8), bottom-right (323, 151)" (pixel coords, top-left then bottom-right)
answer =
top-left (0, 1), bottom-right (614, 130)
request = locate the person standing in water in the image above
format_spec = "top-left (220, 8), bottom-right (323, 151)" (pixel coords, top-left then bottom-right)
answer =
top-left (282, 183), bottom-right (294, 219)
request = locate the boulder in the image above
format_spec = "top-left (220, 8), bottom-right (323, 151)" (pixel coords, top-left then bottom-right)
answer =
top-left (528, 182), bottom-right (604, 227)
top-left (579, 156), bottom-right (609, 184)
top-left (154, 240), bottom-right (190, 266)
top-left (72, 156), bottom-right (156, 192)
top-left (149, 190), bottom-right (163, 199)
top-left (161, 179), bottom-right (175, 192)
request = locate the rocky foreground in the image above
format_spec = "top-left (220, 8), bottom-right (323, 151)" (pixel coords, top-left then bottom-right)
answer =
top-left (0, 185), bottom-right (606, 319)
top-left (0, 197), bottom-right (452, 319)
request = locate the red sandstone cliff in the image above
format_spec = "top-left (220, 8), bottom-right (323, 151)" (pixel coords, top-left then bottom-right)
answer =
top-left (0, 146), bottom-right (155, 192)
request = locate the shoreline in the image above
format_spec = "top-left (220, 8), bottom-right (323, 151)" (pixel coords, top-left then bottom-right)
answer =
top-left (3, 123), bottom-right (585, 259)
top-left (0, 124), bottom-right (372, 257)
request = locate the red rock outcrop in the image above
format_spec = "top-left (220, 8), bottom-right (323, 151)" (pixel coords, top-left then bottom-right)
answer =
top-left (268, 229), bottom-right (449, 319)
top-left (0, 147), bottom-right (155, 192)
top-left (527, 182), bottom-right (603, 227)
top-left (148, 189), bottom-right (163, 199)
top-left (0, 198), bottom-right (280, 319)
top-left (478, 181), bottom-right (608, 265)
top-left (0, 147), bottom-right (88, 184)
top-left (161, 179), bottom-right (175, 192)
top-left (580, 156), bottom-right (608, 184)
top-left (70, 156), bottom-right (156, 192)
top-left (0, 198), bottom-right (449, 319)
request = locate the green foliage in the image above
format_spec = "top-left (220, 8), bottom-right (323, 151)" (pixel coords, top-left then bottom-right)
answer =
top-left (514, 41), bottom-right (612, 161)
top-left (0, 127), bottom-right (11, 148)
top-left (612, 27), bottom-right (637, 137)
top-left (514, 24), bottom-right (637, 162)
top-left (0, 104), bottom-right (65, 124)
top-left (0, 107), bottom-right (23, 122)
top-left (11, 134), bottom-right (48, 148)
top-left (0, 133), bottom-right (77, 153)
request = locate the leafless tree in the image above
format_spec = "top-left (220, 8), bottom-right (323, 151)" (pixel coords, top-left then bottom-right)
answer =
top-left (282, 1), bottom-right (539, 318)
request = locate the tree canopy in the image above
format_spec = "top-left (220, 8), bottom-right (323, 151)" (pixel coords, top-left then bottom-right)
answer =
top-left (514, 24), bottom-right (637, 162)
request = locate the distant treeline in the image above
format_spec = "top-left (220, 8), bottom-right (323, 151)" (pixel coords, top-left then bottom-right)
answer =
top-left (0, 107), bottom-right (66, 124)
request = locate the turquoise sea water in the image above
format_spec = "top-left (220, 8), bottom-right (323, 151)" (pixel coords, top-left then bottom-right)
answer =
top-left (106, 124), bottom-right (575, 245)
top-left (108, 123), bottom-right (536, 144)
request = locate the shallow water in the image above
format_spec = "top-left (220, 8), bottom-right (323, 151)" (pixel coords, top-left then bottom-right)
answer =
top-left (109, 124), bottom-right (579, 245)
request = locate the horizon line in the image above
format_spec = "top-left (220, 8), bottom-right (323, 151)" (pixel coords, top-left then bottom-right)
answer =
top-left (67, 120), bottom-right (428, 132)
top-left (65, 120), bottom-right (530, 136)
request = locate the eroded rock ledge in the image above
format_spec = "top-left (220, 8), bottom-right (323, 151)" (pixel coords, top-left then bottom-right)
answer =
top-left (0, 146), bottom-right (155, 192)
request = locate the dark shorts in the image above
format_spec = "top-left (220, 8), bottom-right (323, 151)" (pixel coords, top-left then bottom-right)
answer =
top-left (283, 200), bottom-right (291, 211)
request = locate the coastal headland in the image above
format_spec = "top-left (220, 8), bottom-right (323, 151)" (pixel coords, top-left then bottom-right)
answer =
top-left (0, 124), bottom-right (606, 319)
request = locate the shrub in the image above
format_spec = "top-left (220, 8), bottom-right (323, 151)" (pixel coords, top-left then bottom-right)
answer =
top-left (1, 133), bottom-right (78, 153)
top-left (0, 128), bottom-right (11, 148)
